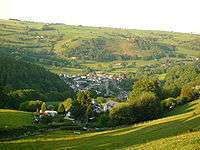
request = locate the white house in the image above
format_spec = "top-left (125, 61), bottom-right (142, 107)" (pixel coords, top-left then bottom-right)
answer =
top-left (44, 110), bottom-right (58, 117)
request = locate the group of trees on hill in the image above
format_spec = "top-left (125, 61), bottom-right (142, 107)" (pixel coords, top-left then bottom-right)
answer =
top-left (67, 37), bottom-right (176, 61)
top-left (164, 64), bottom-right (200, 98)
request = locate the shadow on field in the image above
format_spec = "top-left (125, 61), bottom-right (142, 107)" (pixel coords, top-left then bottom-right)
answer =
top-left (57, 115), bottom-right (200, 150)
top-left (1, 103), bottom-right (200, 150)
top-left (2, 115), bottom-right (200, 150)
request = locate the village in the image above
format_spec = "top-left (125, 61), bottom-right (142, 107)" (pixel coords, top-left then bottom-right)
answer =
top-left (59, 72), bottom-right (129, 100)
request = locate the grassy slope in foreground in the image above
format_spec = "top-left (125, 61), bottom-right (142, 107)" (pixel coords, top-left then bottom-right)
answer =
top-left (0, 109), bottom-right (33, 129)
top-left (1, 100), bottom-right (200, 150)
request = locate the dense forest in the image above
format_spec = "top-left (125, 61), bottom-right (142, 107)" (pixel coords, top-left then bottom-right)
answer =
top-left (0, 55), bottom-right (74, 109)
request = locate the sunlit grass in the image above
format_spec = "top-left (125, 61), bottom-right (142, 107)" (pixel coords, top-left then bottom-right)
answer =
top-left (0, 109), bottom-right (33, 128)
top-left (1, 100), bottom-right (200, 149)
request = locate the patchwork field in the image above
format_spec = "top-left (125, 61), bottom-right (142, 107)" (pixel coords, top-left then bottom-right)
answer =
top-left (1, 100), bottom-right (200, 150)
top-left (0, 19), bottom-right (199, 75)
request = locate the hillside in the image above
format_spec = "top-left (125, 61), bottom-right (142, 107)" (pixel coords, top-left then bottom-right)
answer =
top-left (1, 99), bottom-right (200, 149)
top-left (0, 55), bottom-right (74, 104)
top-left (0, 55), bottom-right (68, 92)
top-left (0, 19), bottom-right (199, 64)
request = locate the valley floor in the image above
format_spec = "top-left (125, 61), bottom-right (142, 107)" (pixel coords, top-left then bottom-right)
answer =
top-left (1, 100), bottom-right (200, 150)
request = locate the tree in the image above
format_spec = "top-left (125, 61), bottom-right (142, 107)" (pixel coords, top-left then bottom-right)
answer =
top-left (180, 82), bottom-right (200, 102)
top-left (57, 103), bottom-right (65, 114)
top-left (71, 90), bottom-right (93, 122)
top-left (110, 92), bottom-right (161, 126)
top-left (128, 78), bottom-right (162, 101)
top-left (63, 98), bottom-right (72, 111)
top-left (77, 90), bottom-right (92, 107)
top-left (95, 112), bottom-right (111, 127)
top-left (19, 100), bottom-right (43, 112)
top-left (0, 86), bottom-right (9, 108)
top-left (41, 102), bottom-right (47, 113)
top-left (70, 100), bottom-right (86, 121)
top-left (96, 97), bottom-right (106, 104)
top-left (109, 102), bottom-right (136, 126)
top-left (132, 92), bottom-right (161, 121)
top-left (164, 64), bottom-right (199, 98)
top-left (0, 56), bottom-right (74, 103)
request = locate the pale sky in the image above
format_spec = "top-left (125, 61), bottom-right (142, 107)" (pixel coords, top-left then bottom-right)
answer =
top-left (1, 0), bottom-right (200, 33)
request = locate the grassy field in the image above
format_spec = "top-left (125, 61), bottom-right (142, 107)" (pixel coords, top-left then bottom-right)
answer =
top-left (0, 109), bottom-right (33, 129)
top-left (1, 100), bottom-right (200, 149)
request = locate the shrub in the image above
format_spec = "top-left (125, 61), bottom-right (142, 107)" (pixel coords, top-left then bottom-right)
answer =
top-left (133, 92), bottom-right (161, 121)
top-left (176, 96), bottom-right (188, 105)
top-left (180, 85), bottom-right (199, 102)
top-left (19, 100), bottom-right (43, 112)
top-left (109, 103), bottom-right (136, 126)
top-left (57, 103), bottom-right (65, 114)
top-left (95, 112), bottom-right (111, 127)
top-left (0, 125), bottom-right (41, 139)
top-left (41, 102), bottom-right (47, 113)
top-left (161, 98), bottom-right (177, 111)
top-left (128, 78), bottom-right (163, 100)
top-left (40, 115), bottom-right (53, 124)
top-left (63, 98), bottom-right (72, 111)
top-left (96, 97), bottom-right (106, 104)
top-left (110, 92), bottom-right (161, 126)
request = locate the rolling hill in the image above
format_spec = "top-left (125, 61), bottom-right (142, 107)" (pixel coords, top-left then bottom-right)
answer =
top-left (0, 19), bottom-right (199, 64)
top-left (1, 99), bottom-right (200, 149)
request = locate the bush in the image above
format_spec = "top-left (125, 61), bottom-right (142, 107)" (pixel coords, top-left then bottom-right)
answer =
top-left (161, 98), bottom-right (177, 111)
top-left (133, 92), bottom-right (161, 121)
top-left (176, 96), bottom-right (188, 105)
top-left (0, 125), bottom-right (42, 139)
top-left (96, 97), bottom-right (106, 104)
top-left (62, 98), bottom-right (72, 111)
top-left (40, 115), bottom-right (53, 124)
top-left (52, 115), bottom-right (65, 123)
top-left (128, 78), bottom-right (163, 100)
top-left (109, 92), bottom-right (161, 126)
top-left (109, 103), bottom-right (136, 126)
top-left (57, 103), bottom-right (65, 114)
top-left (19, 100), bottom-right (43, 112)
top-left (180, 85), bottom-right (199, 102)
top-left (95, 112), bottom-right (111, 127)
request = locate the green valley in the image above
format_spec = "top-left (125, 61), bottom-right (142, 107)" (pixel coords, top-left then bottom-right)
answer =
top-left (0, 19), bottom-right (200, 150)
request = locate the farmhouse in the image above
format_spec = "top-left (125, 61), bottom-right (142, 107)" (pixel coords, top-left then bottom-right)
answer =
top-left (44, 110), bottom-right (58, 117)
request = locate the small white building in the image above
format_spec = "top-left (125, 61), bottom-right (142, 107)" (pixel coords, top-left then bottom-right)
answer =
top-left (64, 112), bottom-right (75, 121)
top-left (44, 110), bottom-right (58, 117)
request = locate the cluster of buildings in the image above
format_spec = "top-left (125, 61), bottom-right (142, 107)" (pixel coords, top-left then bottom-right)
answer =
top-left (59, 72), bottom-right (128, 100)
